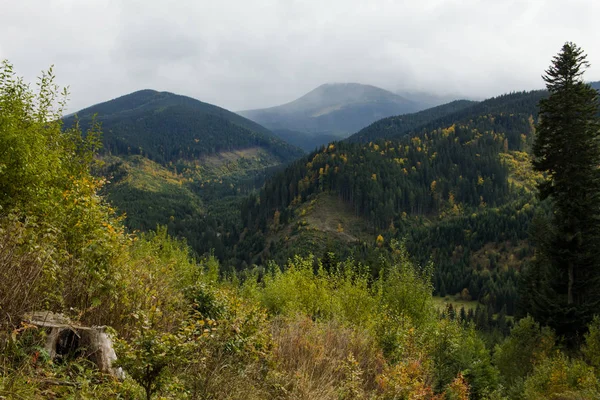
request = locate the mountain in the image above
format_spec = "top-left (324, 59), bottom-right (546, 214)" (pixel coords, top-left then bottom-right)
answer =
top-left (64, 90), bottom-right (304, 259)
top-left (238, 83), bottom-right (424, 141)
top-left (63, 83), bottom-right (600, 280)
top-left (64, 89), bottom-right (304, 164)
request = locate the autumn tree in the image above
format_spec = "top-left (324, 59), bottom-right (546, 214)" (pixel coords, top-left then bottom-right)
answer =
top-left (527, 42), bottom-right (600, 339)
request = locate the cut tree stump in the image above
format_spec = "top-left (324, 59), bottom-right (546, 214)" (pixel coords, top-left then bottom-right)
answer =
top-left (23, 311), bottom-right (124, 379)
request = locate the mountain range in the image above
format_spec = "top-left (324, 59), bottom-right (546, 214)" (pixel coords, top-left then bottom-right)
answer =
top-left (239, 89), bottom-right (544, 314)
top-left (10, 40), bottom-right (600, 399)
top-left (62, 81), bottom-right (600, 272)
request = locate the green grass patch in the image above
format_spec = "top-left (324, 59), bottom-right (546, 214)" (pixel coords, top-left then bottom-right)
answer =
top-left (432, 295), bottom-right (479, 312)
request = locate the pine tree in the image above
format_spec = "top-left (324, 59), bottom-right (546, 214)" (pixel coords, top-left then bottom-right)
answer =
top-left (528, 42), bottom-right (600, 340)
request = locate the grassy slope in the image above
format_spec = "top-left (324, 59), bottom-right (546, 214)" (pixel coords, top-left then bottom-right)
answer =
top-left (261, 193), bottom-right (374, 264)
top-left (194, 147), bottom-right (280, 181)
top-left (432, 296), bottom-right (479, 312)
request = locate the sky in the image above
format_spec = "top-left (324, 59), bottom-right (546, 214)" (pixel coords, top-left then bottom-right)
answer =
top-left (1, 0), bottom-right (600, 113)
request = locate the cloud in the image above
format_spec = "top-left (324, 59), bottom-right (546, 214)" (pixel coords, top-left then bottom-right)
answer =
top-left (1, 0), bottom-right (599, 112)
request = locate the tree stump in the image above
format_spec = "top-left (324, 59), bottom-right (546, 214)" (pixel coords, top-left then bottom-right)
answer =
top-left (23, 311), bottom-right (124, 379)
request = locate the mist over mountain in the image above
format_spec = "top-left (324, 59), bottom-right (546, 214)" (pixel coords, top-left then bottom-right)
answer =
top-left (395, 90), bottom-right (475, 109)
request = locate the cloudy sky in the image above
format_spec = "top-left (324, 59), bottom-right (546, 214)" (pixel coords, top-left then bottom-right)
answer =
top-left (1, 0), bottom-right (599, 112)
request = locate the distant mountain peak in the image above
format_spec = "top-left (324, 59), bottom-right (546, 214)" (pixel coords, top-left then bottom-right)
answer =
top-left (238, 82), bottom-right (425, 139)
top-left (290, 82), bottom-right (413, 108)
top-left (315, 82), bottom-right (389, 90)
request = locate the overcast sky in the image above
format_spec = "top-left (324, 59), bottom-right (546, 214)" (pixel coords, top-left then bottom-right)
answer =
top-left (1, 0), bottom-right (600, 112)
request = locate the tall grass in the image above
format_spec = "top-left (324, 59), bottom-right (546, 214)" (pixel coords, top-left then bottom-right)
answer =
top-left (0, 218), bottom-right (55, 329)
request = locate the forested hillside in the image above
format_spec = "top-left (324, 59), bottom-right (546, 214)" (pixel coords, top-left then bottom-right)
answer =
top-left (63, 90), bottom-right (303, 259)
top-left (64, 89), bottom-right (303, 164)
top-left (349, 83), bottom-right (600, 145)
top-left (347, 93), bottom-right (544, 143)
top-left (239, 91), bottom-right (541, 315)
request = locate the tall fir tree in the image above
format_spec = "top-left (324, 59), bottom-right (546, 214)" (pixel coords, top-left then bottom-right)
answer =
top-left (527, 42), bottom-right (600, 340)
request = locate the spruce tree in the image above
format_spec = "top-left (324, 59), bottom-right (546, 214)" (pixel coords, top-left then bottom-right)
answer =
top-left (528, 42), bottom-right (600, 340)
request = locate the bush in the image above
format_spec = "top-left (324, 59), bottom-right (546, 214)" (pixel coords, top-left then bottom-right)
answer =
top-left (583, 316), bottom-right (600, 374)
top-left (493, 316), bottom-right (555, 389)
top-left (0, 61), bottom-right (131, 326)
top-left (0, 217), bottom-right (56, 328)
top-left (523, 353), bottom-right (600, 400)
top-left (424, 319), bottom-right (498, 397)
top-left (260, 256), bottom-right (332, 318)
top-left (178, 285), bottom-right (270, 400)
top-left (109, 227), bottom-right (199, 337)
top-left (114, 312), bottom-right (184, 400)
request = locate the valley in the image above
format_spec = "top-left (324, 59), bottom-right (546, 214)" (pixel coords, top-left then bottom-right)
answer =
top-left (86, 82), bottom-right (595, 317)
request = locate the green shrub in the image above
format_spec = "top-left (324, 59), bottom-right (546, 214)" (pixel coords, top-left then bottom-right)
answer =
top-left (523, 353), bottom-right (600, 400)
top-left (114, 311), bottom-right (185, 400)
top-left (583, 316), bottom-right (600, 374)
top-left (179, 286), bottom-right (270, 399)
top-left (493, 316), bottom-right (555, 389)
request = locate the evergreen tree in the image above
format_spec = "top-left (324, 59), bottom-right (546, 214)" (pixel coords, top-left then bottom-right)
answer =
top-left (528, 42), bottom-right (600, 339)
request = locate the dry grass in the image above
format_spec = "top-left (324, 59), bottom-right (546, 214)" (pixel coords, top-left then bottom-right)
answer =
top-left (200, 147), bottom-right (264, 169)
top-left (303, 195), bottom-right (367, 242)
top-left (268, 316), bottom-right (385, 400)
top-left (432, 296), bottom-right (478, 313)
